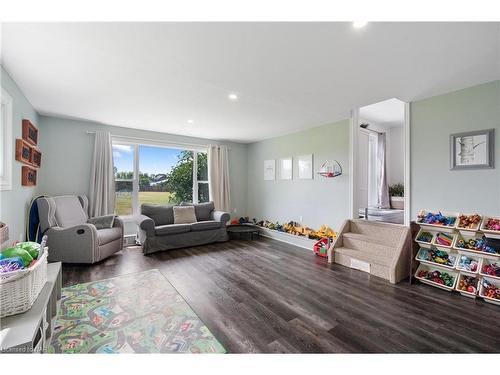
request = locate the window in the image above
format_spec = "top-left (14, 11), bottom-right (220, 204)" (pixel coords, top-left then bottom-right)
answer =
top-left (196, 152), bottom-right (209, 203)
top-left (0, 88), bottom-right (13, 191)
top-left (112, 139), bottom-right (208, 216)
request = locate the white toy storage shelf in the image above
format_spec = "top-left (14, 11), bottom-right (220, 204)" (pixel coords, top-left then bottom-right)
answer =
top-left (414, 210), bottom-right (500, 305)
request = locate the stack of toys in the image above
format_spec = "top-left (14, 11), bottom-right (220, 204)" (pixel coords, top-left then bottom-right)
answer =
top-left (457, 275), bottom-right (478, 294)
top-left (480, 279), bottom-right (500, 301)
top-left (455, 235), bottom-right (499, 255)
top-left (481, 262), bottom-right (500, 278)
top-left (416, 231), bottom-right (433, 243)
top-left (0, 242), bottom-right (43, 273)
top-left (455, 236), bottom-right (485, 251)
top-left (417, 248), bottom-right (456, 267)
top-left (457, 255), bottom-right (479, 273)
top-left (434, 232), bottom-right (454, 247)
top-left (417, 211), bottom-right (456, 227)
top-left (417, 269), bottom-right (454, 287)
top-left (483, 217), bottom-right (500, 232)
top-left (457, 214), bottom-right (482, 230)
top-left (245, 218), bottom-right (337, 241)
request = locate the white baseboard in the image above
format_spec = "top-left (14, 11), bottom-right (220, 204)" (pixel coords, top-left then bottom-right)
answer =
top-left (258, 227), bottom-right (316, 251)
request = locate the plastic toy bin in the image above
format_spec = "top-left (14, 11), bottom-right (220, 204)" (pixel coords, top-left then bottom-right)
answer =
top-left (415, 228), bottom-right (436, 249)
top-left (479, 258), bottom-right (500, 280)
top-left (455, 272), bottom-right (479, 298)
top-left (416, 210), bottom-right (458, 233)
top-left (414, 263), bottom-right (458, 292)
top-left (479, 277), bottom-right (500, 306)
top-left (415, 247), bottom-right (457, 270)
top-left (455, 253), bottom-right (480, 274)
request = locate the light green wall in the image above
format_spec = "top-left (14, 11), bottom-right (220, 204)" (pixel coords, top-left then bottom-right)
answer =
top-left (37, 116), bottom-right (248, 218)
top-left (0, 66), bottom-right (39, 242)
top-left (3, 62), bottom-right (498, 243)
top-left (246, 120), bottom-right (350, 231)
top-left (410, 80), bottom-right (500, 218)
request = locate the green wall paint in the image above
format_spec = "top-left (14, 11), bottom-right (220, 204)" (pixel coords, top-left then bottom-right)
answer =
top-left (247, 120), bottom-right (350, 230)
top-left (2, 61), bottom-right (498, 244)
top-left (37, 116), bottom-right (248, 220)
top-left (0, 66), bottom-right (39, 242)
top-left (410, 80), bottom-right (500, 217)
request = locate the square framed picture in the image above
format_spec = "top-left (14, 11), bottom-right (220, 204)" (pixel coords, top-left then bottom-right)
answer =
top-left (279, 157), bottom-right (293, 180)
top-left (263, 159), bottom-right (275, 180)
top-left (298, 154), bottom-right (313, 179)
top-left (450, 129), bottom-right (495, 170)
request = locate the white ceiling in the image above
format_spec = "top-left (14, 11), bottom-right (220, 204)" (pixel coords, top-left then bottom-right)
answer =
top-left (359, 98), bottom-right (405, 128)
top-left (1, 22), bottom-right (499, 143)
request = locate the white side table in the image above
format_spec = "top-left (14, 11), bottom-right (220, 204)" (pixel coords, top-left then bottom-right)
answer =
top-left (0, 262), bottom-right (62, 353)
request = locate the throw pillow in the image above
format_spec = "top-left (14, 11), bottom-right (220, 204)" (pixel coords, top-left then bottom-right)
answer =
top-left (88, 214), bottom-right (115, 230)
top-left (173, 206), bottom-right (197, 224)
top-left (181, 201), bottom-right (215, 221)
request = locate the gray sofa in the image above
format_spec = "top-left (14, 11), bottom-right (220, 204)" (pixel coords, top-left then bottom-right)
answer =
top-left (37, 195), bottom-right (124, 263)
top-left (137, 201), bottom-right (230, 255)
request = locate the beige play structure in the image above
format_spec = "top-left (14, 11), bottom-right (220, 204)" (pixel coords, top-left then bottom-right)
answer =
top-left (328, 219), bottom-right (413, 284)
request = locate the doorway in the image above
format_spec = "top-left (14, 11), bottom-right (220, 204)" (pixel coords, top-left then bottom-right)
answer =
top-left (349, 98), bottom-right (410, 226)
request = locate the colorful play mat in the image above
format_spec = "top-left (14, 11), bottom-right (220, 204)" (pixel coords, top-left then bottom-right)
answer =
top-left (48, 269), bottom-right (225, 353)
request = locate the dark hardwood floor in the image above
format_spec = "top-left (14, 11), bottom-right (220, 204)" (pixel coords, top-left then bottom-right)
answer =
top-left (61, 238), bottom-right (500, 353)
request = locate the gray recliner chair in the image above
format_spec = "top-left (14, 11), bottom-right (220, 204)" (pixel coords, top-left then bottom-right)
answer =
top-left (37, 195), bottom-right (124, 263)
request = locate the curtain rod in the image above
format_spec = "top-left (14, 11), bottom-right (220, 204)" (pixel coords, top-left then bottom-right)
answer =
top-left (85, 130), bottom-right (211, 149)
top-left (359, 126), bottom-right (383, 135)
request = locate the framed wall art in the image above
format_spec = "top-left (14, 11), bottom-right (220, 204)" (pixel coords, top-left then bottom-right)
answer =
top-left (264, 159), bottom-right (276, 180)
top-left (279, 157), bottom-right (293, 180)
top-left (22, 119), bottom-right (38, 146)
top-left (450, 129), bottom-right (494, 170)
top-left (15, 139), bottom-right (33, 165)
top-left (21, 166), bottom-right (37, 186)
top-left (298, 154), bottom-right (313, 179)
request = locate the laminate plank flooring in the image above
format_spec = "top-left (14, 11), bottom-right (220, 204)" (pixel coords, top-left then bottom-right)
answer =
top-left (61, 238), bottom-right (500, 353)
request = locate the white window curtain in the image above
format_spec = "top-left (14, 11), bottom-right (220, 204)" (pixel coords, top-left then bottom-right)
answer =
top-left (377, 133), bottom-right (390, 209)
top-left (207, 144), bottom-right (231, 212)
top-left (89, 131), bottom-right (116, 217)
top-left (367, 133), bottom-right (379, 208)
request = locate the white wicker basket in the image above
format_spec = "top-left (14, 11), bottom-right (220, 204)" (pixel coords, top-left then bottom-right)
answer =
top-left (0, 249), bottom-right (48, 318)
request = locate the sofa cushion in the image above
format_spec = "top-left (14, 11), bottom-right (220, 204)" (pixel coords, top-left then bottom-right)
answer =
top-left (88, 214), bottom-right (115, 230)
top-left (191, 220), bottom-right (222, 232)
top-left (155, 223), bottom-right (191, 236)
top-left (141, 204), bottom-right (174, 226)
top-left (97, 227), bottom-right (122, 245)
top-left (181, 201), bottom-right (215, 221)
top-left (173, 206), bottom-right (197, 224)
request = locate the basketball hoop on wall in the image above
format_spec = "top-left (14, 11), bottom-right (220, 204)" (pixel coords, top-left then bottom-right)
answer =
top-left (317, 160), bottom-right (342, 178)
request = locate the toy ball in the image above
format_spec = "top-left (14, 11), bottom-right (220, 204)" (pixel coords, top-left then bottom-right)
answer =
top-left (15, 242), bottom-right (41, 259)
top-left (0, 247), bottom-right (33, 267)
top-left (0, 257), bottom-right (25, 273)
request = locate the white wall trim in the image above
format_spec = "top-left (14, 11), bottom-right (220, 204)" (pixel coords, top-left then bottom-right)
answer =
top-left (404, 102), bottom-right (411, 226)
top-left (349, 108), bottom-right (359, 220)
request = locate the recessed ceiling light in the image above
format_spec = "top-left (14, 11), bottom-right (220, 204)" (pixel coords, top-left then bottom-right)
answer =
top-left (228, 93), bottom-right (238, 101)
top-left (187, 119), bottom-right (194, 124)
top-left (353, 21), bottom-right (368, 29)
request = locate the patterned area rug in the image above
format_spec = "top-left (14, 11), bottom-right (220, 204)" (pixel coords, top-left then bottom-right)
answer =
top-left (49, 269), bottom-right (226, 353)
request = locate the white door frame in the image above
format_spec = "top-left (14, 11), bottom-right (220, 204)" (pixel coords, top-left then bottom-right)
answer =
top-left (349, 101), bottom-right (411, 226)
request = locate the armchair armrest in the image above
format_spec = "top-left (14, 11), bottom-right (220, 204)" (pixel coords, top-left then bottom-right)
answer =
top-left (211, 210), bottom-right (230, 226)
top-left (46, 223), bottom-right (98, 263)
top-left (136, 214), bottom-right (155, 237)
top-left (113, 216), bottom-right (124, 229)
